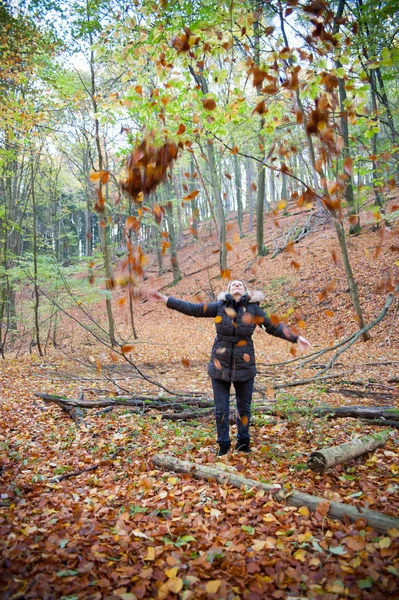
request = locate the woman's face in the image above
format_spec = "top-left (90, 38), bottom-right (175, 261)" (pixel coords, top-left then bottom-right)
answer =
top-left (229, 280), bottom-right (246, 298)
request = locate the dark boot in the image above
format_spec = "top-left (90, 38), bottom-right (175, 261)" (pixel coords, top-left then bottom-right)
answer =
top-left (217, 441), bottom-right (231, 457)
top-left (235, 439), bottom-right (251, 453)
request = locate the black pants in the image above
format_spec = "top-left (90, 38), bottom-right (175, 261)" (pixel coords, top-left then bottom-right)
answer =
top-left (211, 377), bottom-right (254, 444)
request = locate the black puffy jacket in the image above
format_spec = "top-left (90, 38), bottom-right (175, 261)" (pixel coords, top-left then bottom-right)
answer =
top-left (167, 291), bottom-right (298, 382)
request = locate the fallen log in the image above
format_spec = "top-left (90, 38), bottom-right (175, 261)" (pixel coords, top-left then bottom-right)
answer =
top-left (255, 403), bottom-right (399, 421)
top-left (35, 392), bottom-right (212, 410)
top-left (307, 431), bottom-right (391, 473)
top-left (152, 454), bottom-right (399, 534)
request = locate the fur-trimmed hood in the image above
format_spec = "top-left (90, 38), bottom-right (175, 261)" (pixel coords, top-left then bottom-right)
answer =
top-left (217, 290), bottom-right (265, 303)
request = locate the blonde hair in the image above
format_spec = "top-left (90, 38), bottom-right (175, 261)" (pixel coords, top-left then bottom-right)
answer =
top-left (227, 279), bottom-right (248, 294)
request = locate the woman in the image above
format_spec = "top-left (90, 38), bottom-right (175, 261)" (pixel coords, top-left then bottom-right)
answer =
top-left (150, 280), bottom-right (311, 456)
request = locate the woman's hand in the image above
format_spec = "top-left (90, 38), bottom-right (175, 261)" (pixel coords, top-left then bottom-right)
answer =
top-left (297, 335), bottom-right (311, 353)
top-left (147, 290), bottom-right (168, 304)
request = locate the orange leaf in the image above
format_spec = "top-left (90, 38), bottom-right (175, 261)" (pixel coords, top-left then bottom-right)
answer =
top-left (343, 157), bottom-right (353, 176)
top-left (135, 85), bottom-right (143, 95)
top-left (237, 340), bottom-right (247, 347)
top-left (89, 171), bottom-right (102, 181)
top-left (270, 314), bottom-right (281, 325)
top-left (243, 354), bottom-right (250, 362)
top-left (213, 358), bottom-right (222, 370)
top-left (183, 190), bottom-right (199, 202)
top-left (214, 315), bottom-right (222, 323)
top-left (118, 297), bottom-right (127, 307)
top-left (220, 269), bottom-right (231, 279)
top-left (202, 98), bottom-right (216, 111)
top-left (101, 171), bottom-right (110, 184)
top-left (225, 242), bottom-right (233, 251)
top-left (177, 123), bottom-right (186, 135)
top-left (325, 309), bottom-right (334, 317)
top-left (316, 500), bottom-right (330, 518)
top-left (181, 358), bottom-right (190, 368)
top-left (121, 345), bottom-right (134, 354)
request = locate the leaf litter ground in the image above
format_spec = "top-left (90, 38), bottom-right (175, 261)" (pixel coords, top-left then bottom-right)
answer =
top-left (1, 204), bottom-right (399, 599)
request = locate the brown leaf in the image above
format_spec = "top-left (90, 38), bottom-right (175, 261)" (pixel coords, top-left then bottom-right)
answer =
top-left (181, 358), bottom-right (190, 368)
top-left (121, 345), bottom-right (134, 354)
top-left (315, 500), bottom-right (330, 518)
top-left (176, 123), bottom-right (186, 135)
top-left (344, 156), bottom-right (353, 176)
top-left (183, 190), bottom-right (199, 202)
top-left (202, 98), bottom-right (216, 111)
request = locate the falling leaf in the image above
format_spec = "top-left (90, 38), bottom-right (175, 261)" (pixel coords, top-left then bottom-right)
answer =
top-left (214, 316), bottom-right (222, 323)
top-left (224, 307), bottom-right (236, 318)
top-left (243, 354), bottom-right (250, 363)
top-left (213, 358), bottom-right (222, 370)
top-left (344, 157), bottom-right (353, 175)
top-left (202, 98), bottom-right (216, 111)
top-left (121, 345), bottom-right (134, 354)
top-left (176, 123), bottom-right (186, 135)
top-left (181, 358), bottom-right (190, 368)
top-left (183, 190), bottom-right (199, 202)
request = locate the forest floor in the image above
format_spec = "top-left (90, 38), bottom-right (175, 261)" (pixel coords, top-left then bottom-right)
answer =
top-left (1, 199), bottom-right (399, 600)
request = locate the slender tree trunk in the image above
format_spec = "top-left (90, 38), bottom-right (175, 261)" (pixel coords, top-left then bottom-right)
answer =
top-left (234, 154), bottom-right (244, 238)
top-left (254, 13), bottom-right (267, 256)
top-left (30, 157), bottom-right (43, 356)
top-left (206, 140), bottom-right (227, 272)
top-left (153, 225), bottom-right (164, 275)
top-left (88, 16), bottom-right (117, 346)
top-left (246, 158), bottom-right (253, 232)
top-left (369, 70), bottom-right (383, 208)
top-left (165, 198), bottom-right (182, 284)
top-left (335, 219), bottom-right (370, 341)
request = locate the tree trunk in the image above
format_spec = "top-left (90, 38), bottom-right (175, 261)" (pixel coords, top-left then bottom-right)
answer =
top-left (254, 14), bottom-right (267, 256)
top-left (206, 140), bottom-right (227, 272)
top-left (152, 454), bottom-right (399, 533)
top-left (165, 199), bottom-right (182, 284)
top-left (88, 26), bottom-right (117, 346)
top-left (30, 157), bottom-right (43, 357)
top-left (255, 403), bottom-right (399, 421)
top-left (246, 158), bottom-right (253, 232)
top-left (334, 219), bottom-right (370, 340)
top-left (307, 431), bottom-right (390, 473)
top-left (234, 154), bottom-right (244, 238)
